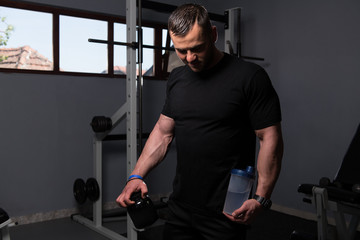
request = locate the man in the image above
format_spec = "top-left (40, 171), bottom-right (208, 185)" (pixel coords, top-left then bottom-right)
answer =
top-left (117, 4), bottom-right (283, 240)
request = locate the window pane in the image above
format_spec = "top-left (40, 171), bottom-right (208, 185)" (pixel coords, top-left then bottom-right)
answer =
top-left (162, 29), bottom-right (174, 51)
top-left (60, 16), bottom-right (107, 73)
top-left (162, 29), bottom-right (168, 55)
top-left (141, 27), bottom-right (154, 76)
top-left (114, 22), bottom-right (126, 75)
top-left (0, 7), bottom-right (52, 70)
top-left (114, 24), bottom-right (154, 76)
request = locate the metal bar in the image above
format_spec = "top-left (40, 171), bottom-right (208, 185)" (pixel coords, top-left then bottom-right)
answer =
top-left (103, 133), bottom-right (150, 141)
top-left (0, 219), bottom-right (12, 240)
top-left (89, 38), bottom-right (263, 61)
top-left (142, 43), bottom-right (174, 51)
top-left (312, 187), bottom-right (329, 240)
top-left (126, 0), bottom-right (138, 239)
top-left (89, 38), bottom-right (135, 47)
top-left (108, 21), bottom-right (114, 76)
top-left (52, 13), bottom-right (60, 72)
top-left (111, 102), bottom-right (129, 130)
top-left (93, 138), bottom-right (102, 227)
top-left (224, 8), bottom-right (241, 56)
top-left (88, 38), bottom-right (175, 51)
top-left (241, 56), bottom-right (265, 61)
top-left (237, 9), bottom-right (241, 58)
top-left (138, 0), bottom-right (144, 153)
top-left (72, 215), bottom-right (127, 240)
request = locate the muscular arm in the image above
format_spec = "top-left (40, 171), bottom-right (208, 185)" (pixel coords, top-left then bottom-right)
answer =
top-left (254, 123), bottom-right (283, 199)
top-left (116, 114), bottom-right (175, 207)
top-left (130, 114), bottom-right (175, 178)
top-left (224, 122), bottom-right (283, 224)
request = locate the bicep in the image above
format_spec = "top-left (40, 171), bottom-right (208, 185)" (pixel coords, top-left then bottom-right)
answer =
top-left (255, 123), bottom-right (283, 146)
top-left (157, 114), bottom-right (175, 136)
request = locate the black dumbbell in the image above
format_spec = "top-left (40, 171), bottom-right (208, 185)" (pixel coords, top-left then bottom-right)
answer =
top-left (90, 116), bottom-right (112, 133)
top-left (73, 178), bottom-right (100, 204)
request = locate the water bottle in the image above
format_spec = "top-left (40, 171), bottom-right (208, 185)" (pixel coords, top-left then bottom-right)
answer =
top-left (223, 166), bottom-right (255, 215)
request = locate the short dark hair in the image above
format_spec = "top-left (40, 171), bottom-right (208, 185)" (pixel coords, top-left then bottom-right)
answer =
top-left (168, 3), bottom-right (212, 37)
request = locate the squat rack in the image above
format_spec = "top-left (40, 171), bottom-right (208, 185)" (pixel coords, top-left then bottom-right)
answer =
top-left (72, 1), bottom-right (243, 240)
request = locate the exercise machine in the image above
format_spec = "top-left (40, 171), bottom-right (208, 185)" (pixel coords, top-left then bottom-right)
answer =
top-left (0, 208), bottom-right (12, 240)
top-left (295, 123), bottom-right (360, 240)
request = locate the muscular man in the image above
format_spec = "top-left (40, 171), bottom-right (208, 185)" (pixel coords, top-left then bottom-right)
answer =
top-left (117, 4), bottom-right (283, 240)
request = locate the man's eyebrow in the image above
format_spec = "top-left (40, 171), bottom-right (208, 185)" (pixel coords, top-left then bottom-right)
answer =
top-left (175, 43), bottom-right (205, 52)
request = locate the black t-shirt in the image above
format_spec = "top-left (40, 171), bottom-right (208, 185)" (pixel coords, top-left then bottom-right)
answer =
top-left (162, 53), bottom-right (281, 215)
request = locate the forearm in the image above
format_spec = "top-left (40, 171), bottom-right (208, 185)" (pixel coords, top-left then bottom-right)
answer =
top-left (255, 124), bottom-right (283, 199)
top-left (130, 115), bottom-right (174, 178)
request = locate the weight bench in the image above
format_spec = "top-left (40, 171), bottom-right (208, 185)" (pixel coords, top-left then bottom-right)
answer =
top-left (296, 123), bottom-right (360, 240)
top-left (0, 208), bottom-right (11, 240)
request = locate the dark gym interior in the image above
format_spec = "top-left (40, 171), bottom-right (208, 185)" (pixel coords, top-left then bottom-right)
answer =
top-left (1, 0), bottom-right (360, 239)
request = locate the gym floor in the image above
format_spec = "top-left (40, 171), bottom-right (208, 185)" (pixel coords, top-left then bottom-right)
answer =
top-left (6, 209), bottom-right (340, 240)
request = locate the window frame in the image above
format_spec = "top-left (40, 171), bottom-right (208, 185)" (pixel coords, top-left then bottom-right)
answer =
top-left (0, 0), bottom-right (170, 80)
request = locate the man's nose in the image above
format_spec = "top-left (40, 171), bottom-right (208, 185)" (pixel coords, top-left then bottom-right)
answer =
top-left (186, 51), bottom-right (196, 63)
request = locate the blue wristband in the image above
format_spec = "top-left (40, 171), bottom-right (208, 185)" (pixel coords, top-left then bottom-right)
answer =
top-left (128, 174), bottom-right (143, 180)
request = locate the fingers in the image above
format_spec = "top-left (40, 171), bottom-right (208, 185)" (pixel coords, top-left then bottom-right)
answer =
top-left (223, 211), bottom-right (248, 224)
top-left (223, 199), bottom-right (262, 224)
top-left (116, 191), bottom-right (134, 207)
top-left (116, 179), bottom-right (148, 207)
top-left (233, 213), bottom-right (245, 219)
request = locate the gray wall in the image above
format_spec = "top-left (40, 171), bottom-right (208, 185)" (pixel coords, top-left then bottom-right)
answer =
top-left (232, 0), bottom-right (360, 212)
top-left (1, 0), bottom-right (360, 219)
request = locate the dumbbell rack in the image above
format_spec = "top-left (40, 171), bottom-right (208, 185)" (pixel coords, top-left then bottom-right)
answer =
top-left (71, 0), bottom-right (138, 239)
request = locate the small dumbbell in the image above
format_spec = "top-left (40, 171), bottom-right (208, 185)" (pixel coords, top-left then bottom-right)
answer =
top-left (73, 178), bottom-right (100, 204)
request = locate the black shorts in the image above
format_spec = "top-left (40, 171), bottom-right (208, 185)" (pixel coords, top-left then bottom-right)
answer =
top-left (163, 200), bottom-right (248, 240)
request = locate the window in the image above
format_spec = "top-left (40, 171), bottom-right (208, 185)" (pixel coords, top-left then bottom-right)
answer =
top-left (60, 16), bottom-right (107, 73)
top-left (113, 23), bottom-right (127, 75)
top-left (0, 0), bottom-right (171, 79)
top-left (0, 6), bottom-right (52, 70)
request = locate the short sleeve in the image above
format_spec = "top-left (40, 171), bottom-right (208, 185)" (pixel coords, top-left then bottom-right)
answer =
top-left (246, 69), bottom-right (282, 130)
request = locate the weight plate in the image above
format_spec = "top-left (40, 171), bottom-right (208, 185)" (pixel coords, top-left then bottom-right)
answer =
top-left (86, 178), bottom-right (100, 202)
top-left (73, 178), bottom-right (87, 204)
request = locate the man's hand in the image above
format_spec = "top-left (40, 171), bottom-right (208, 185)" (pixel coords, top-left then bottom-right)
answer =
top-left (223, 199), bottom-right (263, 225)
top-left (116, 179), bottom-right (148, 207)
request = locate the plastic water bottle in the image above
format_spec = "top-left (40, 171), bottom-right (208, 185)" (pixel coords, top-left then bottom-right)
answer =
top-left (223, 166), bottom-right (255, 215)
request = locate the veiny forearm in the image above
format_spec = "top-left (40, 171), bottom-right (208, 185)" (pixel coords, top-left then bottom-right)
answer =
top-left (255, 123), bottom-right (283, 199)
top-left (130, 115), bottom-right (174, 178)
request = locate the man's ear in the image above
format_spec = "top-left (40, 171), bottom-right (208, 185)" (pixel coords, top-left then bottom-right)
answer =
top-left (211, 26), bottom-right (218, 43)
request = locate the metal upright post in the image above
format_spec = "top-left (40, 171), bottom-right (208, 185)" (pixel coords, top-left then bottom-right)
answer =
top-left (72, 0), bottom-right (138, 239)
top-left (224, 8), bottom-right (241, 57)
top-left (0, 219), bottom-right (12, 240)
top-left (138, 0), bottom-right (144, 154)
top-left (126, 0), bottom-right (138, 239)
top-left (312, 187), bottom-right (329, 240)
top-left (93, 137), bottom-right (103, 227)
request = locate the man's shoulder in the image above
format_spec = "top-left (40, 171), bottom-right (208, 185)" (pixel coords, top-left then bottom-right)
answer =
top-left (225, 53), bottom-right (262, 71)
top-left (222, 54), bottom-right (265, 81)
top-left (167, 65), bottom-right (188, 84)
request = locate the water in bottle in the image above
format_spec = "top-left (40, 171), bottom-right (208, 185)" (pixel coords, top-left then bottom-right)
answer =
top-left (223, 166), bottom-right (255, 215)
